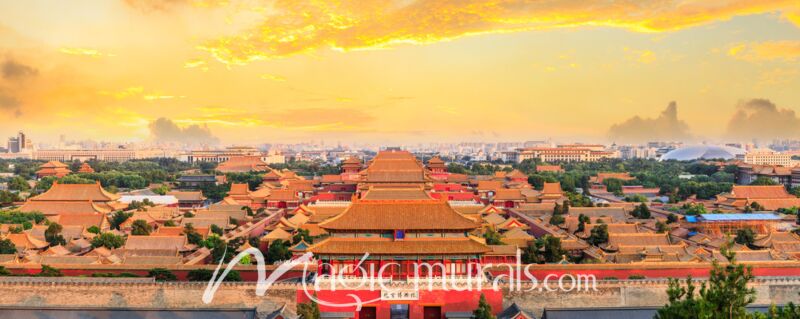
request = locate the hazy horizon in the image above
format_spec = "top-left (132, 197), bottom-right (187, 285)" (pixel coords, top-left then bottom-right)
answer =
top-left (1, 1), bottom-right (799, 145)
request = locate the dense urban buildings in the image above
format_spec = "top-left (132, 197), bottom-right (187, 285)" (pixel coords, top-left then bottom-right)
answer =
top-left (1, 138), bottom-right (800, 318)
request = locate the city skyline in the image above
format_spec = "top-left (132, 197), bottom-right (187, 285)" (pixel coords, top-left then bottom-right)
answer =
top-left (1, 1), bottom-right (799, 145)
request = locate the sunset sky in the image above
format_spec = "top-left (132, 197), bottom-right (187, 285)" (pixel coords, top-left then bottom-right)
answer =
top-left (1, 1), bottom-right (799, 146)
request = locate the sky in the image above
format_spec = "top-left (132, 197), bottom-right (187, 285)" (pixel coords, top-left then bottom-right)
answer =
top-left (1, 0), bottom-right (799, 146)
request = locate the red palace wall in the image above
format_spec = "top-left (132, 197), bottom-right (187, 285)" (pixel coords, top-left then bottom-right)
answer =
top-left (297, 288), bottom-right (503, 319)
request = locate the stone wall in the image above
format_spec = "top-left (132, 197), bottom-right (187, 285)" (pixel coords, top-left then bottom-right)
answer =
top-left (0, 277), bottom-right (798, 318)
top-left (504, 277), bottom-right (800, 317)
top-left (0, 277), bottom-right (297, 318)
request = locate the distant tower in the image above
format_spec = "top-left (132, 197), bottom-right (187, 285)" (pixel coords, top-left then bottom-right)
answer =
top-left (341, 156), bottom-right (362, 174)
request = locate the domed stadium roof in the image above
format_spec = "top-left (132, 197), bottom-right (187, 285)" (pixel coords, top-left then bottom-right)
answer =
top-left (660, 145), bottom-right (744, 161)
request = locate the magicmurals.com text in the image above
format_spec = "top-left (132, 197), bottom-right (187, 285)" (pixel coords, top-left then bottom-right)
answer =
top-left (201, 248), bottom-right (597, 309)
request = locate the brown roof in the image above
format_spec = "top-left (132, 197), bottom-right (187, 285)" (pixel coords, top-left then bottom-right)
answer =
top-left (477, 181), bottom-right (503, 191)
top-left (361, 188), bottom-right (431, 200)
top-left (308, 237), bottom-right (491, 255)
top-left (30, 182), bottom-right (120, 202)
top-left (536, 165), bottom-right (563, 172)
top-left (486, 244), bottom-right (518, 255)
top-left (730, 185), bottom-right (793, 199)
top-left (266, 189), bottom-right (299, 201)
top-left (307, 206), bottom-right (348, 223)
top-left (6, 233), bottom-right (49, 250)
top-left (321, 174), bottom-right (343, 183)
top-left (167, 191), bottom-right (206, 202)
top-left (363, 150), bottom-right (427, 182)
top-left (320, 199), bottom-right (481, 231)
top-left (19, 201), bottom-right (112, 215)
top-left (541, 182), bottom-right (563, 195)
top-left (343, 156), bottom-right (362, 165)
top-left (594, 172), bottom-right (634, 184)
top-left (501, 227), bottom-right (533, 240)
top-left (181, 217), bottom-right (228, 228)
top-left (122, 256), bottom-right (183, 265)
top-left (228, 183), bottom-right (250, 195)
top-left (262, 228), bottom-right (292, 241)
top-left (124, 235), bottom-right (186, 252)
top-left (444, 174), bottom-right (468, 183)
top-left (505, 170), bottom-right (527, 179)
top-left (287, 180), bottom-right (315, 192)
top-left (608, 233), bottom-right (671, 248)
top-left (40, 161), bottom-right (69, 169)
top-left (216, 156), bottom-right (270, 173)
top-left (78, 163), bottom-right (95, 173)
top-left (494, 189), bottom-right (524, 201)
top-left (482, 213), bottom-right (506, 225)
top-left (300, 223), bottom-right (328, 237)
top-left (39, 255), bottom-right (101, 265)
top-left (52, 213), bottom-right (105, 228)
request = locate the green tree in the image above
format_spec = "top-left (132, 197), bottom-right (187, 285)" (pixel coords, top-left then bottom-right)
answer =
top-left (163, 220), bottom-right (176, 227)
top-left (184, 223), bottom-right (203, 245)
top-left (130, 219), bottom-right (152, 235)
top-left (186, 268), bottom-right (242, 282)
top-left (293, 228), bottom-right (313, 245)
top-left (656, 221), bottom-right (668, 234)
top-left (109, 211), bottom-right (132, 230)
top-left (655, 247), bottom-right (756, 319)
top-left (749, 201), bottom-right (765, 212)
top-left (735, 228), bottom-right (756, 247)
top-left (297, 298), bottom-right (321, 319)
top-left (603, 178), bottom-right (624, 194)
top-left (631, 203), bottom-right (652, 219)
top-left (45, 223), bottom-right (66, 246)
top-left (588, 223), bottom-right (609, 246)
top-left (576, 214), bottom-right (589, 233)
top-left (541, 235), bottom-right (565, 263)
top-left (148, 268), bottom-right (177, 281)
top-left (483, 228), bottom-right (504, 245)
top-left (473, 293), bottom-right (495, 319)
top-left (7, 176), bottom-right (30, 191)
top-left (91, 232), bottom-right (126, 249)
top-left (210, 224), bottom-right (223, 236)
top-left (0, 238), bottom-right (17, 254)
top-left (549, 214), bottom-right (565, 226)
top-left (38, 265), bottom-right (63, 277)
top-left (750, 176), bottom-right (778, 186)
top-left (683, 203), bottom-right (707, 215)
top-left (266, 239), bottom-right (291, 263)
top-left (667, 213), bottom-right (679, 224)
top-left (87, 226), bottom-right (101, 234)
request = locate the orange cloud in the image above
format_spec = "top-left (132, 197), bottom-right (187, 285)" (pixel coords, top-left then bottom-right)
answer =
top-left (59, 47), bottom-right (115, 57)
top-left (727, 40), bottom-right (800, 61)
top-left (191, 0), bottom-right (799, 65)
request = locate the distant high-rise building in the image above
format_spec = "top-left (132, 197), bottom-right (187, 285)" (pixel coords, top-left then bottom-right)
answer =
top-left (7, 131), bottom-right (31, 153)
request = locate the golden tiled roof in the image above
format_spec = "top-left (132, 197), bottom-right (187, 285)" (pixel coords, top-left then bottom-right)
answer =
top-left (308, 237), bottom-right (491, 255)
top-left (30, 182), bottom-right (120, 202)
top-left (320, 199), bottom-right (480, 231)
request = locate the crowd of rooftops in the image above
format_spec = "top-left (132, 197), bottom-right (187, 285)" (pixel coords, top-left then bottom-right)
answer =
top-left (0, 150), bottom-right (796, 277)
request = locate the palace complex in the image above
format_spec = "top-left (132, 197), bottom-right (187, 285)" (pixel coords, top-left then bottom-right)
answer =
top-left (2, 151), bottom-right (800, 319)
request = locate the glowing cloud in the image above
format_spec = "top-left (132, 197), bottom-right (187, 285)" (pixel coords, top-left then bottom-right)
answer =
top-left (727, 41), bottom-right (800, 61)
top-left (725, 99), bottom-right (800, 140)
top-left (624, 48), bottom-right (657, 64)
top-left (59, 47), bottom-right (115, 57)
top-left (260, 74), bottom-right (286, 81)
top-left (191, 0), bottom-right (800, 65)
top-left (99, 87), bottom-right (184, 101)
top-left (608, 101), bottom-right (692, 143)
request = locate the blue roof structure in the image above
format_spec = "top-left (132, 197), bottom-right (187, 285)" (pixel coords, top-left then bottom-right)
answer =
top-left (684, 216), bottom-right (698, 223)
top-left (699, 213), bottom-right (780, 221)
top-left (660, 145), bottom-right (744, 161)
